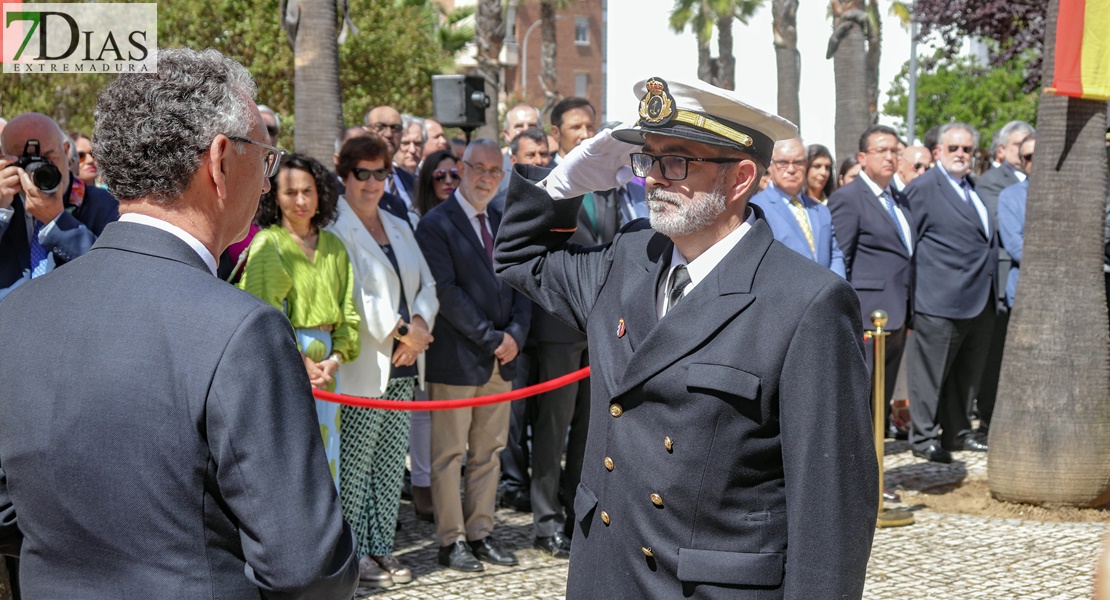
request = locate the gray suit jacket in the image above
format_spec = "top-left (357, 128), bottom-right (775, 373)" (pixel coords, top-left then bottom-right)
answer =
top-left (495, 166), bottom-right (877, 599)
top-left (0, 222), bottom-right (358, 599)
top-left (975, 164), bottom-right (1021, 307)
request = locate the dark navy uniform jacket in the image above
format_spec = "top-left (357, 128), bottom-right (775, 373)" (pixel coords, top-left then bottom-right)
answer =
top-left (495, 166), bottom-right (878, 600)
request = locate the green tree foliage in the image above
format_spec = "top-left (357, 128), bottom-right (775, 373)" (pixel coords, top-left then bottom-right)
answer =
top-left (883, 51), bottom-right (1039, 147)
top-left (1, 0), bottom-right (449, 150)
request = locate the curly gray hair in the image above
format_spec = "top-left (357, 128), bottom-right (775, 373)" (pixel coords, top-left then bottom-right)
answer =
top-left (93, 47), bottom-right (257, 203)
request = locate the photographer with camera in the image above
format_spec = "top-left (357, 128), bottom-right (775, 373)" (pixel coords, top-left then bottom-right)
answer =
top-left (0, 112), bottom-right (118, 300)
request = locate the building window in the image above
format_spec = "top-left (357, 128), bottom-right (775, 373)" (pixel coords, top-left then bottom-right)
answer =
top-left (575, 72), bottom-right (589, 97)
top-left (575, 17), bottom-right (589, 46)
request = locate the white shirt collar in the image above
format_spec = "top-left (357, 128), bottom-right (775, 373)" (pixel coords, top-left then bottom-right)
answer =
top-left (455, 190), bottom-right (486, 221)
top-left (118, 213), bottom-right (218, 276)
top-left (659, 208), bottom-right (755, 318)
top-left (857, 171), bottom-right (891, 198)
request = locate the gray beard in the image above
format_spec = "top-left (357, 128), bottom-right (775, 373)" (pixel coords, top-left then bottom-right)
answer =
top-left (646, 179), bottom-right (728, 237)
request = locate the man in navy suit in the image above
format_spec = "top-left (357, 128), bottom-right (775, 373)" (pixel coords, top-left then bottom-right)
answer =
top-left (751, 137), bottom-right (846, 277)
top-left (0, 47), bottom-right (358, 600)
top-left (904, 122), bottom-right (998, 463)
top-left (0, 113), bottom-right (119, 301)
top-left (415, 138), bottom-right (531, 573)
top-left (998, 133), bottom-right (1036, 309)
top-left (829, 124), bottom-right (914, 438)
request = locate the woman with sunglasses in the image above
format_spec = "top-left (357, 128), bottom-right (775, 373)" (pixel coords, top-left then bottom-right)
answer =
top-left (328, 135), bottom-right (439, 589)
top-left (805, 144), bottom-right (836, 204)
top-left (70, 131), bottom-right (101, 188)
top-left (414, 149), bottom-right (460, 217)
top-left (237, 153), bottom-right (361, 493)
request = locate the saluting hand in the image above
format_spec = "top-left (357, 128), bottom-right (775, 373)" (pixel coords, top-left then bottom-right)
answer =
top-left (541, 126), bottom-right (637, 201)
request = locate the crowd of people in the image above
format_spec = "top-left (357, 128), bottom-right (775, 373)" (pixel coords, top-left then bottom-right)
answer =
top-left (2, 45), bottom-right (1110, 600)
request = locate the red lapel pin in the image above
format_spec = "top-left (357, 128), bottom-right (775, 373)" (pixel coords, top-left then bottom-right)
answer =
top-left (617, 318), bottom-right (626, 338)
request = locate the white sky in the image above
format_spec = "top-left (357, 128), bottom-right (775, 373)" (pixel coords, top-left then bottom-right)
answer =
top-left (605, 0), bottom-right (916, 157)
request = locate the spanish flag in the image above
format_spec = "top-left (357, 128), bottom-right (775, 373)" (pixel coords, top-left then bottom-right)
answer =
top-left (1048, 0), bottom-right (1110, 100)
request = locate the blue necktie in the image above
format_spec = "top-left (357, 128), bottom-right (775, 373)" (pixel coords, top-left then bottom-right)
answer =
top-left (30, 219), bottom-right (48, 278)
top-left (881, 191), bottom-right (909, 252)
top-left (959, 178), bottom-right (974, 205)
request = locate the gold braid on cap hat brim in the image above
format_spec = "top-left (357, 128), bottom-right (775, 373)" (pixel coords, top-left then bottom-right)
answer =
top-left (671, 110), bottom-right (754, 148)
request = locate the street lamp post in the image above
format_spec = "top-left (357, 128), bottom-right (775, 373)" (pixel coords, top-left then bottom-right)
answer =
top-left (907, 0), bottom-right (919, 144)
top-left (520, 15), bottom-right (563, 98)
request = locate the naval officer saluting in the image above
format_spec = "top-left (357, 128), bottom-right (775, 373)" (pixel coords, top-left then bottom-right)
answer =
top-left (495, 77), bottom-right (877, 599)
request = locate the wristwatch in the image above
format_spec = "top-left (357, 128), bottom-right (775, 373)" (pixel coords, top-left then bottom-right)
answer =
top-left (394, 323), bottom-right (409, 341)
top-left (327, 352), bottom-right (343, 365)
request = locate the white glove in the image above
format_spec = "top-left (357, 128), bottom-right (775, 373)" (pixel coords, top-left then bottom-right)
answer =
top-left (541, 126), bottom-right (637, 201)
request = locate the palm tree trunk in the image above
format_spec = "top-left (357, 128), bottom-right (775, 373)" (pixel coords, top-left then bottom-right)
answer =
top-left (865, 0), bottom-right (881, 123)
top-left (475, 0), bottom-right (503, 140)
top-left (831, 18), bottom-right (869, 164)
top-left (772, 0), bottom-right (801, 128)
top-left (716, 14), bottom-right (735, 90)
top-left (540, 1), bottom-right (560, 114)
top-left (292, 0), bottom-right (342, 165)
top-left (988, 0), bottom-right (1110, 507)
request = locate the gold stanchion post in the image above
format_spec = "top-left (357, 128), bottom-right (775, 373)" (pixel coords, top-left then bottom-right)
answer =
top-left (866, 310), bottom-right (914, 528)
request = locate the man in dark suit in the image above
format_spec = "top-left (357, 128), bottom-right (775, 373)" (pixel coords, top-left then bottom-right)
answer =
top-left (0, 48), bottom-right (358, 599)
top-left (972, 120), bottom-right (1033, 436)
top-left (904, 122), bottom-right (998, 463)
top-left (751, 137), bottom-right (846, 277)
top-left (415, 138), bottom-right (531, 573)
top-left (829, 124), bottom-right (914, 438)
top-left (0, 113), bottom-right (119, 301)
top-left (496, 76), bottom-right (876, 599)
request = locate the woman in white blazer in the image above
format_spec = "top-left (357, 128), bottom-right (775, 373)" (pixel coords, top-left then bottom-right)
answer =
top-left (328, 136), bottom-right (439, 589)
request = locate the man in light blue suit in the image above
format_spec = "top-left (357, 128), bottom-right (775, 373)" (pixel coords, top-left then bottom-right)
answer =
top-left (998, 133), bottom-right (1035, 308)
top-left (751, 137), bottom-right (846, 277)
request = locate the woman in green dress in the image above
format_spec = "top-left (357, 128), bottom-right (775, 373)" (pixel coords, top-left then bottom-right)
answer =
top-left (238, 153), bottom-right (360, 491)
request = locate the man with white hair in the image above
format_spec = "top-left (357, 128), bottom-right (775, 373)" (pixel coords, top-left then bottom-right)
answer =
top-left (495, 76), bottom-right (876, 599)
top-left (0, 48), bottom-right (359, 599)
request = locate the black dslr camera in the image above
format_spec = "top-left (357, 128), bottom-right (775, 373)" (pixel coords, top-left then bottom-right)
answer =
top-left (15, 140), bottom-right (62, 194)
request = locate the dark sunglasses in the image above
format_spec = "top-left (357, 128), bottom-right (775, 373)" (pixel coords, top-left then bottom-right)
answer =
top-left (352, 167), bottom-right (392, 182)
top-left (946, 144), bottom-right (974, 154)
top-left (432, 168), bottom-right (459, 182)
top-left (78, 151), bottom-right (89, 161)
top-left (913, 162), bottom-right (931, 172)
top-left (1022, 153), bottom-right (1035, 163)
top-left (265, 125), bottom-right (279, 137)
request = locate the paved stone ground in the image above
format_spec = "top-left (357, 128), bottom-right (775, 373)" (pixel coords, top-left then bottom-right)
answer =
top-left (361, 443), bottom-right (1107, 599)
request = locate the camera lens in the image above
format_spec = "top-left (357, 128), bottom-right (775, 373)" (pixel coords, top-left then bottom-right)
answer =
top-left (26, 161), bottom-right (62, 194)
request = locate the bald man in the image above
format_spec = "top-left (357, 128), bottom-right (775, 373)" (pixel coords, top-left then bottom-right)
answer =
top-left (0, 112), bottom-right (118, 300)
top-left (894, 145), bottom-right (933, 192)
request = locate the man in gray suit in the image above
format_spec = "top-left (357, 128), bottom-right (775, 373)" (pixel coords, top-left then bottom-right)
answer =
top-left (0, 48), bottom-right (359, 599)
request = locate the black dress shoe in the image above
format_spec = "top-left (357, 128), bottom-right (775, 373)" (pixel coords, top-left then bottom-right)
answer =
top-left (469, 536), bottom-right (519, 566)
top-left (886, 423), bottom-right (909, 441)
top-left (438, 541), bottom-right (484, 572)
top-left (912, 443), bottom-right (953, 464)
top-left (498, 488), bottom-right (532, 512)
top-left (883, 488), bottom-right (902, 503)
top-left (533, 532), bottom-right (571, 559)
top-left (958, 436), bottom-right (988, 452)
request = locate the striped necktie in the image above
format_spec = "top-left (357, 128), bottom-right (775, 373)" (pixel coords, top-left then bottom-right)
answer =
top-left (881, 191), bottom-right (910, 253)
top-left (30, 219), bottom-right (49, 278)
top-left (788, 196), bottom-right (816, 257)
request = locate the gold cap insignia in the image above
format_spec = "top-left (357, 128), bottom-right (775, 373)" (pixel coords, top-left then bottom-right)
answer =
top-left (638, 77), bottom-right (675, 125)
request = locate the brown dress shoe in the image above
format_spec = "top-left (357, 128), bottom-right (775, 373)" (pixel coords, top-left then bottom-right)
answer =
top-left (372, 554), bottom-right (413, 584)
top-left (358, 555), bottom-right (394, 588)
top-left (412, 485), bottom-right (434, 522)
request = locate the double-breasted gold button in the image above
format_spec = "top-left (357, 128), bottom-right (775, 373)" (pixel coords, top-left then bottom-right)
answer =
top-left (650, 493), bottom-right (664, 507)
top-left (664, 436), bottom-right (673, 452)
top-left (642, 547), bottom-right (654, 557)
top-left (610, 404), bottom-right (623, 417)
top-left (604, 456), bottom-right (614, 471)
top-left (600, 511), bottom-right (611, 525)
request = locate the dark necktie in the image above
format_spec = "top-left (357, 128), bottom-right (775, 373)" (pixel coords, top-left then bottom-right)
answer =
top-left (30, 219), bottom-right (49, 278)
top-left (959, 178), bottom-right (974, 205)
top-left (476, 213), bottom-right (494, 265)
top-left (668, 265), bottom-right (691, 312)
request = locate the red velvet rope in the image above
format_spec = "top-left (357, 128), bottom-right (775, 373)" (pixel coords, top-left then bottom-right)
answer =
top-left (312, 366), bottom-right (591, 410)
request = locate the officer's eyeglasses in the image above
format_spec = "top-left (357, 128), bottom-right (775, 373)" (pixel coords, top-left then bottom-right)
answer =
top-left (227, 135), bottom-right (286, 178)
top-left (352, 167), bottom-right (392, 182)
top-left (630, 152), bottom-right (740, 181)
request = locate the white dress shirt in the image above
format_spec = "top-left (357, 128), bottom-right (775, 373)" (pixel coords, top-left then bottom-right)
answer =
top-left (118, 213), bottom-right (218, 276)
top-left (858, 171), bottom-right (913, 254)
top-left (656, 209), bottom-right (756, 318)
top-left (940, 167), bottom-right (990, 235)
top-left (454, 191), bottom-right (494, 245)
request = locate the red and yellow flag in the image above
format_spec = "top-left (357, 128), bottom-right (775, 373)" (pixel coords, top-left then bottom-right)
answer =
top-left (1048, 0), bottom-right (1110, 100)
